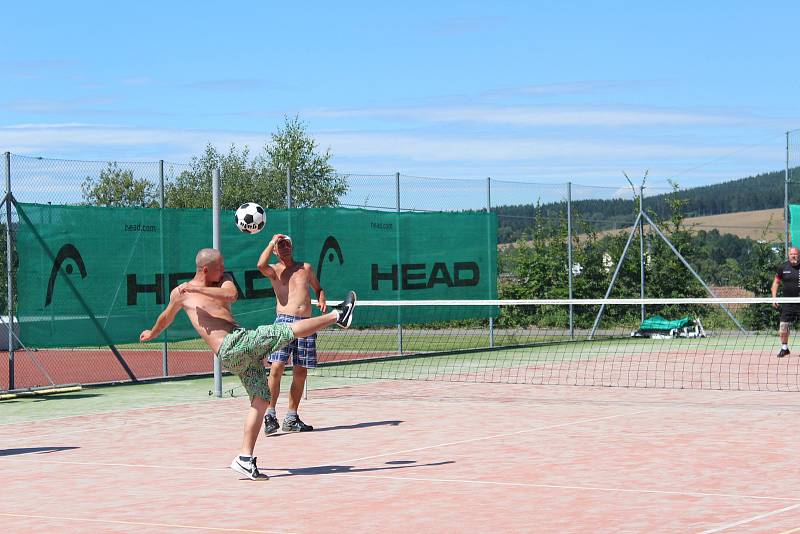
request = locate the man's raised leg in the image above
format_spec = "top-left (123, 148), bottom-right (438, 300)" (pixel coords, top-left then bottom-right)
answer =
top-left (290, 291), bottom-right (356, 338)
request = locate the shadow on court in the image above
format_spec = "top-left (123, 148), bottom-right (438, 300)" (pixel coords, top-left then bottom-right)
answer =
top-left (0, 446), bottom-right (79, 457)
top-left (270, 459), bottom-right (455, 478)
top-left (267, 419), bottom-right (403, 437)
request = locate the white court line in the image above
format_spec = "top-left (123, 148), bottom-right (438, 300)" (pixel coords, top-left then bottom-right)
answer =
top-left (8, 457), bottom-right (799, 505)
top-left (7, 458), bottom-right (230, 471)
top-left (0, 378), bottom-right (395, 432)
top-left (0, 512), bottom-right (293, 533)
top-left (698, 503), bottom-right (800, 533)
top-left (328, 391), bottom-right (757, 465)
top-left (4, 391), bottom-right (790, 508)
top-left (332, 473), bottom-right (800, 503)
top-left (0, 409), bottom-right (652, 472)
top-left (0, 380), bottom-right (498, 442)
top-left (332, 409), bottom-right (657, 464)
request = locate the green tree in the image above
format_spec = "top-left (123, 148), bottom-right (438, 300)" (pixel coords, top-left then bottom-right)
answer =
top-left (81, 162), bottom-right (158, 207)
top-left (261, 115), bottom-right (347, 208)
top-left (740, 230), bottom-right (783, 329)
top-left (166, 115), bottom-right (347, 210)
top-left (165, 144), bottom-right (272, 210)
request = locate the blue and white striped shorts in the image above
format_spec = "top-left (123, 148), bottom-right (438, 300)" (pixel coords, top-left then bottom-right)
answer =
top-left (267, 314), bottom-right (317, 368)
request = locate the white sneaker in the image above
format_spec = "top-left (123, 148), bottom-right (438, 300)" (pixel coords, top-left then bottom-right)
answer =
top-left (230, 456), bottom-right (267, 480)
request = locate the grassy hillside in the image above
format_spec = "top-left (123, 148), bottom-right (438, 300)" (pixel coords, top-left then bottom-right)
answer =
top-left (495, 167), bottom-right (798, 243)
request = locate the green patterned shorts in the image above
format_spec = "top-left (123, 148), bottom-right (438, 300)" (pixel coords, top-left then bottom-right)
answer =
top-left (217, 323), bottom-right (295, 401)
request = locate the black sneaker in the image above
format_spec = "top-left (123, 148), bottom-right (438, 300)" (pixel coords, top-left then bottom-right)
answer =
top-left (778, 348), bottom-right (791, 358)
top-left (230, 456), bottom-right (267, 480)
top-left (282, 417), bottom-right (314, 432)
top-left (264, 413), bottom-right (280, 435)
top-left (334, 290), bottom-right (357, 328)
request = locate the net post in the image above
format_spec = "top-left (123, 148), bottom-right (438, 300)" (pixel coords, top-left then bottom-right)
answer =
top-left (395, 172), bottom-right (403, 355)
top-left (589, 211), bottom-right (643, 339)
top-left (567, 181), bottom-right (574, 339)
top-left (487, 176), bottom-right (494, 348)
top-left (5, 152), bottom-right (13, 390)
top-left (212, 167), bottom-right (222, 398)
top-left (159, 160), bottom-right (168, 378)
top-left (642, 211), bottom-right (746, 333)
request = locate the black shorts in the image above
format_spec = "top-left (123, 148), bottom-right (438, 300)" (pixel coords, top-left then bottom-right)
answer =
top-left (780, 303), bottom-right (800, 323)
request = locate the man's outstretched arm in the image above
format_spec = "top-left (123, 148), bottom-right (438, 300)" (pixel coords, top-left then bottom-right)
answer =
top-left (140, 287), bottom-right (183, 342)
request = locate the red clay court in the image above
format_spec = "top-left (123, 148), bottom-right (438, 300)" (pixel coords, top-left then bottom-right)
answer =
top-left (3, 376), bottom-right (800, 533)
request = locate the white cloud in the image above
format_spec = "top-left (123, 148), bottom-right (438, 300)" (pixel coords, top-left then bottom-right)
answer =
top-left (305, 105), bottom-right (752, 127)
top-left (315, 130), bottom-right (775, 162)
top-left (0, 122), bottom-right (779, 163)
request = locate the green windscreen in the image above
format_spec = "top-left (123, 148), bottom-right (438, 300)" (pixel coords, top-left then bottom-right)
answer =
top-left (791, 204), bottom-right (800, 246)
top-left (16, 203), bottom-right (497, 347)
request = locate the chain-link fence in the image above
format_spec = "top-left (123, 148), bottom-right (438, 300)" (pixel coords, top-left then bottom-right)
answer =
top-left (0, 152), bottom-right (792, 392)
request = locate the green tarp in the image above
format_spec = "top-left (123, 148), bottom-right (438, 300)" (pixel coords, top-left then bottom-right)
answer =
top-left (638, 315), bottom-right (693, 332)
top-left (17, 203), bottom-right (497, 347)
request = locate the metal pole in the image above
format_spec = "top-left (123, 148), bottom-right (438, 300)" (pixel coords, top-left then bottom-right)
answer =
top-left (487, 177), bottom-right (494, 348)
top-left (286, 166), bottom-right (292, 238)
top-left (567, 182), bottom-right (574, 339)
top-left (639, 186), bottom-right (645, 324)
top-left (159, 160), bottom-right (168, 377)
top-left (5, 152), bottom-right (13, 390)
top-left (283, 165), bottom-right (307, 400)
top-left (589, 212), bottom-right (643, 339)
top-left (786, 131), bottom-right (790, 254)
top-left (396, 172), bottom-right (403, 355)
top-left (212, 168), bottom-right (222, 397)
top-left (286, 166), bottom-right (292, 210)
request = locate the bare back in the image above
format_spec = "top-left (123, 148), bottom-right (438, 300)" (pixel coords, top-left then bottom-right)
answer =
top-left (271, 262), bottom-right (314, 317)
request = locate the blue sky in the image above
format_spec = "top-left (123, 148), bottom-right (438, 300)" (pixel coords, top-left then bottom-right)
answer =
top-left (2, 1), bottom-right (799, 195)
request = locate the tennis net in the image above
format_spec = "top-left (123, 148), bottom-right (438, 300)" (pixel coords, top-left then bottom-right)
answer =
top-left (309, 297), bottom-right (800, 391)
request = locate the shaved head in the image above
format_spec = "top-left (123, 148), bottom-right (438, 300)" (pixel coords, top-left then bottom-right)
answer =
top-left (196, 248), bottom-right (221, 270)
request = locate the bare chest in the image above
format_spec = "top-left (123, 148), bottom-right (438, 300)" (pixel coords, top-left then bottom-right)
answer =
top-left (273, 265), bottom-right (309, 292)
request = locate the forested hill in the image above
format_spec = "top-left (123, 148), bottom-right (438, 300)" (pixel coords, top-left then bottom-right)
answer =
top-left (495, 167), bottom-right (796, 243)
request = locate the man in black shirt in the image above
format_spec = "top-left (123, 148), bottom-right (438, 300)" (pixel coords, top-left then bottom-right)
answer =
top-left (772, 247), bottom-right (800, 357)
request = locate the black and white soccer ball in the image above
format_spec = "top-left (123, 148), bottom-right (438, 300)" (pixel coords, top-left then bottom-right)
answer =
top-left (234, 202), bottom-right (266, 234)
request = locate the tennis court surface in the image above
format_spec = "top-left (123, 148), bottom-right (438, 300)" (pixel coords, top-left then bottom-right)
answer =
top-left (3, 375), bottom-right (800, 533)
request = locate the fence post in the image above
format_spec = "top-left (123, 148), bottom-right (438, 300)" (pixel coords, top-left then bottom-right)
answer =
top-left (5, 152), bottom-right (13, 390)
top-left (159, 160), bottom-right (168, 377)
top-left (567, 182), bottom-right (574, 339)
top-left (639, 185), bottom-right (645, 324)
top-left (212, 168), bottom-right (222, 397)
top-left (787, 131), bottom-right (791, 255)
top-left (396, 172), bottom-right (403, 355)
top-left (286, 166), bottom-right (292, 238)
top-left (487, 177), bottom-right (494, 348)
